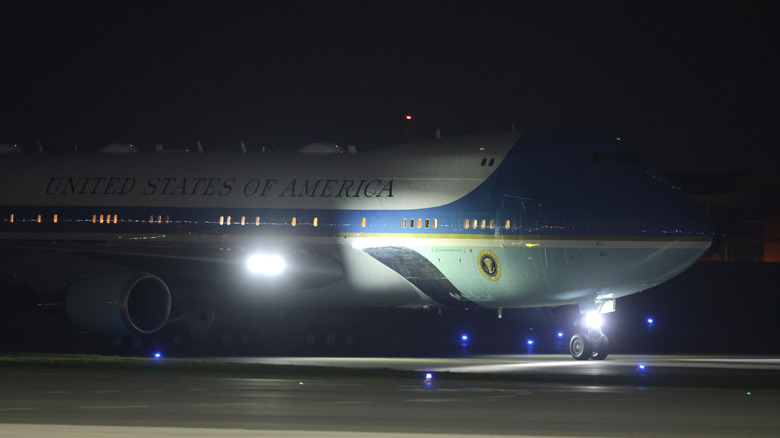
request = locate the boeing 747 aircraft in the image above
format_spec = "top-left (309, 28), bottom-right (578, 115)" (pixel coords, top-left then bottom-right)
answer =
top-left (0, 130), bottom-right (712, 359)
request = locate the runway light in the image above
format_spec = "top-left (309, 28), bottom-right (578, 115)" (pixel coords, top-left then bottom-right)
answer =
top-left (585, 311), bottom-right (603, 330)
top-left (247, 253), bottom-right (286, 275)
top-left (638, 364), bottom-right (646, 370)
top-left (153, 352), bottom-right (162, 359)
top-left (424, 372), bottom-right (433, 384)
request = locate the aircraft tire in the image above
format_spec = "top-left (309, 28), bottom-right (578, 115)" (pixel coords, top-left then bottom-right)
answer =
top-left (591, 334), bottom-right (609, 360)
top-left (569, 332), bottom-right (592, 360)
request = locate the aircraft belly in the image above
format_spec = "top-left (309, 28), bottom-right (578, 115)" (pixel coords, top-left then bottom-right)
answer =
top-left (540, 241), bottom-right (711, 302)
top-left (405, 244), bottom-right (550, 309)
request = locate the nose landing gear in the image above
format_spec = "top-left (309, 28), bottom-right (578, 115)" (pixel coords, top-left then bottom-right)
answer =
top-left (569, 328), bottom-right (609, 360)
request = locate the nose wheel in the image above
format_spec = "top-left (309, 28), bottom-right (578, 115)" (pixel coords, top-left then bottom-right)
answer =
top-left (569, 329), bottom-right (609, 360)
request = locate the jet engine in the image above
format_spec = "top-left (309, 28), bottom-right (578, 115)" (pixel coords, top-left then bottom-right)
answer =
top-left (66, 269), bottom-right (171, 336)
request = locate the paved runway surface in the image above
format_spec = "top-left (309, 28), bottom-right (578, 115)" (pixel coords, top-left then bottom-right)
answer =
top-left (1, 355), bottom-right (779, 437)
top-left (216, 354), bottom-right (780, 388)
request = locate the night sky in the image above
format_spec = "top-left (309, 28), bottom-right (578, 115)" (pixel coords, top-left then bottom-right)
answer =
top-left (1, 1), bottom-right (778, 172)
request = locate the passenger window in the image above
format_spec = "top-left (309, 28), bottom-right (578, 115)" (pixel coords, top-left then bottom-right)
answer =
top-left (504, 219), bottom-right (510, 230)
top-left (411, 218), bottom-right (415, 228)
top-left (425, 219), bottom-right (430, 228)
top-left (480, 219), bottom-right (486, 229)
top-left (488, 158), bottom-right (495, 166)
top-left (433, 219), bottom-right (438, 229)
top-left (362, 218), bottom-right (367, 228)
top-left (313, 217), bottom-right (318, 227)
top-left (464, 219), bottom-right (470, 229)
top-left (417, 219), bottom-right (422, 228)
top-left (489, 219), bottom-right (495, 229)
top-left (291, 217), bottom-right (296, 227)
top-left (480, 158), bottom-right (487, 166)
top-left (402, 218), bottom-right (407, 228)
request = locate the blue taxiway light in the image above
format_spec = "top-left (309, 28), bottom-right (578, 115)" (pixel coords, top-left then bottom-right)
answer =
top-left (526, 339), bottom-right (534, 345)
top-left (557, 332), bottom-right (564, 338)
top-left (461, 334), bottom-right (469, 341)
top-left (153, 352), bottom-right (162, 359)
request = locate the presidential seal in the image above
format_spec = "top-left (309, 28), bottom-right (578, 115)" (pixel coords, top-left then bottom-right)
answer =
top-left (477, 249), bottom-right (501, 281)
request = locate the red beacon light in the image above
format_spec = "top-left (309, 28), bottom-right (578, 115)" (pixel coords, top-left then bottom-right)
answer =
top-left (405, 115), bottom-right (413, 120)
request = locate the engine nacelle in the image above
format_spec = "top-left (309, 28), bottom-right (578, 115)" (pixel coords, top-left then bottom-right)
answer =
top-left (66, 269), bottom-right (171, 336)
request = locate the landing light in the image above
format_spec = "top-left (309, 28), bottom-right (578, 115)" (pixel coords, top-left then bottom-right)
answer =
top-left (585, 311), bottom-right (603, 330)
top-left (247, 253), bottom-right (286, 275)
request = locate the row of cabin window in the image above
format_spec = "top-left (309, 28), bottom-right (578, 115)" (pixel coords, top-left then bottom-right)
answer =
top-left (465, 219), bottom-right (511, 230)
top-left (7, 214), bottom-right (118, 224)
top-left (217, 216), bottom-right (367, 228)
top-left (6, 214), bottom-right (370, 228)
top-left (399, 218), bottom-right (511, 230)
top-left (402, 218), bottom-right (438, 229)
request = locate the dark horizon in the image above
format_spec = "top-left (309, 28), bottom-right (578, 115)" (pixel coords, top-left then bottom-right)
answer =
top-left (1, 2), bottom-right (778, 172)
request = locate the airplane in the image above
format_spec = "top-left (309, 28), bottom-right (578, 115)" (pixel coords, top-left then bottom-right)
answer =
top-left (0, 129), bottom-right (713, 359)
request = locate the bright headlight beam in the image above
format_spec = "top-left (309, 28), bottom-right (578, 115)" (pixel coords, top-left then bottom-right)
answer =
top-left (585, 311), bottom-right (603, 330)
top-left (247, 254), bottom-right (286, 275)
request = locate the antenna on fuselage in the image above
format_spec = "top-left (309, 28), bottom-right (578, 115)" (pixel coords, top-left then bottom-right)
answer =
top-left (37, 141), bottom-right (44, 153)
top-left (240, 140), bottom-right (247, 154)
top-left (196, 140), bottom-right (204, 153)
top-left (435, 128), bottom-right (441, 139)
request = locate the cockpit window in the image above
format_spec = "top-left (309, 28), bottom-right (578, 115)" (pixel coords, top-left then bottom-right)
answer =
top-left (588, 150), bottom-right (639, 164)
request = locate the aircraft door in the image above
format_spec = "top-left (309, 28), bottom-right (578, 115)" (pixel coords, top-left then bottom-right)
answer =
top-left (497, 195), bottom-right (539, 247)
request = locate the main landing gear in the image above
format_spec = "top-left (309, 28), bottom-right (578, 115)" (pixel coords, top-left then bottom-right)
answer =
top-left (568, 312), bottom-right (609, 361)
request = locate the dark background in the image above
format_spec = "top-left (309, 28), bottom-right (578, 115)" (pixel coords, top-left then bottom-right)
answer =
top-left (1, 1), bottom-right (778, 172)
top-left (1, 1), bottom-right (778, 355)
